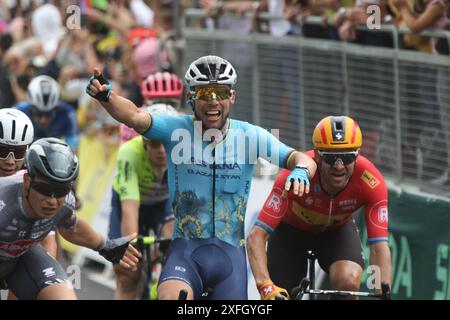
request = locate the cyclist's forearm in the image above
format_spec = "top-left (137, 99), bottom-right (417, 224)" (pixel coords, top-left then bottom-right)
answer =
top-left (286, 151), bottom-right (317, 177)
top-left (369, 241), bottom-right (392, 289)
top-left (100, 91), bottom-right (150, 133)
top-left (247, 226), bottom-right (271, 286)
top-left (58, 218), bottom-right (104, 250)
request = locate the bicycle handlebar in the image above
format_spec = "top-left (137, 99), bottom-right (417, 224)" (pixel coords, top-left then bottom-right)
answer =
top-left (291, 280), bottom-right (391, 300)
top-left (131, 236), bottom-right (172, 246)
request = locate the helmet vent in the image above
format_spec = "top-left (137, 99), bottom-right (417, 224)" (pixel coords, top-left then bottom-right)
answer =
top-left (39, 155), bottom-right (55, 176)
top-left (198, 63), bottom-right (215, 79)
top-left (22, 125), bottom-right (29, 142)
top-left (11, 120), bottom-right (16, 140)
top-left (219, 64), bottom-right (226, 75)
top-left (42, 93), bottom-right (50, 107)
top-left (69, 164), bottom-right (77, 176)
top-left (0, 122), bottom-right (3, 140)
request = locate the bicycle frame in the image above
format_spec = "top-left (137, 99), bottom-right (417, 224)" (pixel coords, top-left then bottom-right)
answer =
top-left (291, 251), bottom-right (391, 300)
top-left (131, 236), bottom-right (172, 300)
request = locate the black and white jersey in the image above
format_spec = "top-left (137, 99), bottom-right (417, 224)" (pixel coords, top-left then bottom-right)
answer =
top-left (0, 174), bottom-right (77, 277)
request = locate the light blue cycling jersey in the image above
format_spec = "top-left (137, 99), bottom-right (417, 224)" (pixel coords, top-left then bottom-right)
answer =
top-left (143, 115), bottom-right (294, 247)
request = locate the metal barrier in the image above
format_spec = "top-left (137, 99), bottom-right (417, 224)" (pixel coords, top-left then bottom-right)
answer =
top-left (183, 27), bottom-right (450, 196)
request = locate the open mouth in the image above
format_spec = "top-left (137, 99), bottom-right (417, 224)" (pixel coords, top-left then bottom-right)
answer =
top-left (205, 110), bottom-right (221, 120)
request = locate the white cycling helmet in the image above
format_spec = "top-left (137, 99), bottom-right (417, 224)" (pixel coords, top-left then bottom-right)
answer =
top-left (185, 55), bottom-right (237, 89)
top-left (28, 75), bottom-right (60, 112)
top-left (145, 103), bottom-right (178, 116)
top-left (0, 108), bottom-right (34, 146)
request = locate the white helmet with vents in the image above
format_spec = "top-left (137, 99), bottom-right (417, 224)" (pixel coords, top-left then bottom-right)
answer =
top-left (185, 55), bottom-right (237, 89)
top-left (28, 75), bottom-right (60, 112)
top-left (0, 108), bottom-right (34, 146)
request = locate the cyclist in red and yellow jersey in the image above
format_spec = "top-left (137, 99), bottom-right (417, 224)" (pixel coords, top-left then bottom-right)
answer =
top-left (247, 116), bottom-right (392, 300)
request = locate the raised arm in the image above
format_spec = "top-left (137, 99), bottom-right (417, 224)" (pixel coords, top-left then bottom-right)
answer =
top-left (86, 68), bottom-right (150, 133)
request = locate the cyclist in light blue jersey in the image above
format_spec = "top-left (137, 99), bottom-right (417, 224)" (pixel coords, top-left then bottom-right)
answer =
top-left (86, 55), bottom-right (317, 300)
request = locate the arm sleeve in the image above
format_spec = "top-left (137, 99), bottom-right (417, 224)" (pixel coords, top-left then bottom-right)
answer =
top-left (362, 170), bottom-right (389, 244)
top-left (255, 126), bottom-right (294, 168)
top-left (254, 170), bottom-right (291, 234)
top-left (142, 114), bottom-right (184, 145)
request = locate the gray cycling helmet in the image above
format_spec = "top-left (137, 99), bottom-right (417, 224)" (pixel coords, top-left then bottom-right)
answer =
top-left (185, 55), bottom-right (237, 89)
top-left (25, 137), bottom-right (79, 183)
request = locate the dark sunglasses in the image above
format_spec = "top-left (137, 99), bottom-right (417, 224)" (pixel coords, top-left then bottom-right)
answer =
top-left (191, 86), bottom-right (233, 101)
top-left (318, 151), bottom-right (358, 166)
top-left (0, 144), bottom-right (28, 161)
top-left (30, 181), bottom-right (72, 198)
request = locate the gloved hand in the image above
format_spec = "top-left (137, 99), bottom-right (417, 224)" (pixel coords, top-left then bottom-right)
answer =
top-left (97, 235), bottom-right (134, 264)
top-left (258, 280), bottom-right (289, 300)
top-left (286, 166), bottom-right (310, 186)
top-left (285, 166), bottom-right (310, 196)
top-left (86, 68), bottom-right (111, 102)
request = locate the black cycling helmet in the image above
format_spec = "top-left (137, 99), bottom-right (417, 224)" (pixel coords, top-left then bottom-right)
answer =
top-left (25, 137), bottom-right (79, 184)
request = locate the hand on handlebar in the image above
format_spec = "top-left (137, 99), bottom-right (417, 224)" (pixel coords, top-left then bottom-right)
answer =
top-left (258, 280), bottom-right (289, 300)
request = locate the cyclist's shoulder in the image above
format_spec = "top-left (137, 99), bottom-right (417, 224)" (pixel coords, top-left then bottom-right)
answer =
top-left (13, 102), bottom-right (32, 113)
top-left (230, 119), bottom-right (263, 132)
top-left (353, 155), bottom-right (386, 191)
top-left (118, 136), bottom-right (144, 158)
top-left (354, 155), bottom-right (384, 178)
top-left (0, 175), bottom-right (23, 203)
top-left (154, 114), bottom-right (192, 126)
top-left (54, 102), bottom-right (76, 115)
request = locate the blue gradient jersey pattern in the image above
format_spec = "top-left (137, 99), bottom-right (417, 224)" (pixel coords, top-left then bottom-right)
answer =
top-left (15, 102), bottom-right (80, 149)
top-left (143, 115), bottom-right (293, 247)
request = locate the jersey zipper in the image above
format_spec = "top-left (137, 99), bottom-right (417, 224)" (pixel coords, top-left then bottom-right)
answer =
top-left (326, 198), bottom-right (333, 228)
top-left (324, 198), bottom-right (334, 231)
top-left (212, 146), bottom-right (216, 237)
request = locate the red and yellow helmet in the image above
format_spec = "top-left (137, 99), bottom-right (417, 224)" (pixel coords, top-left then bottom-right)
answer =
top-left (312, 116), bottom-right (362, 150)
